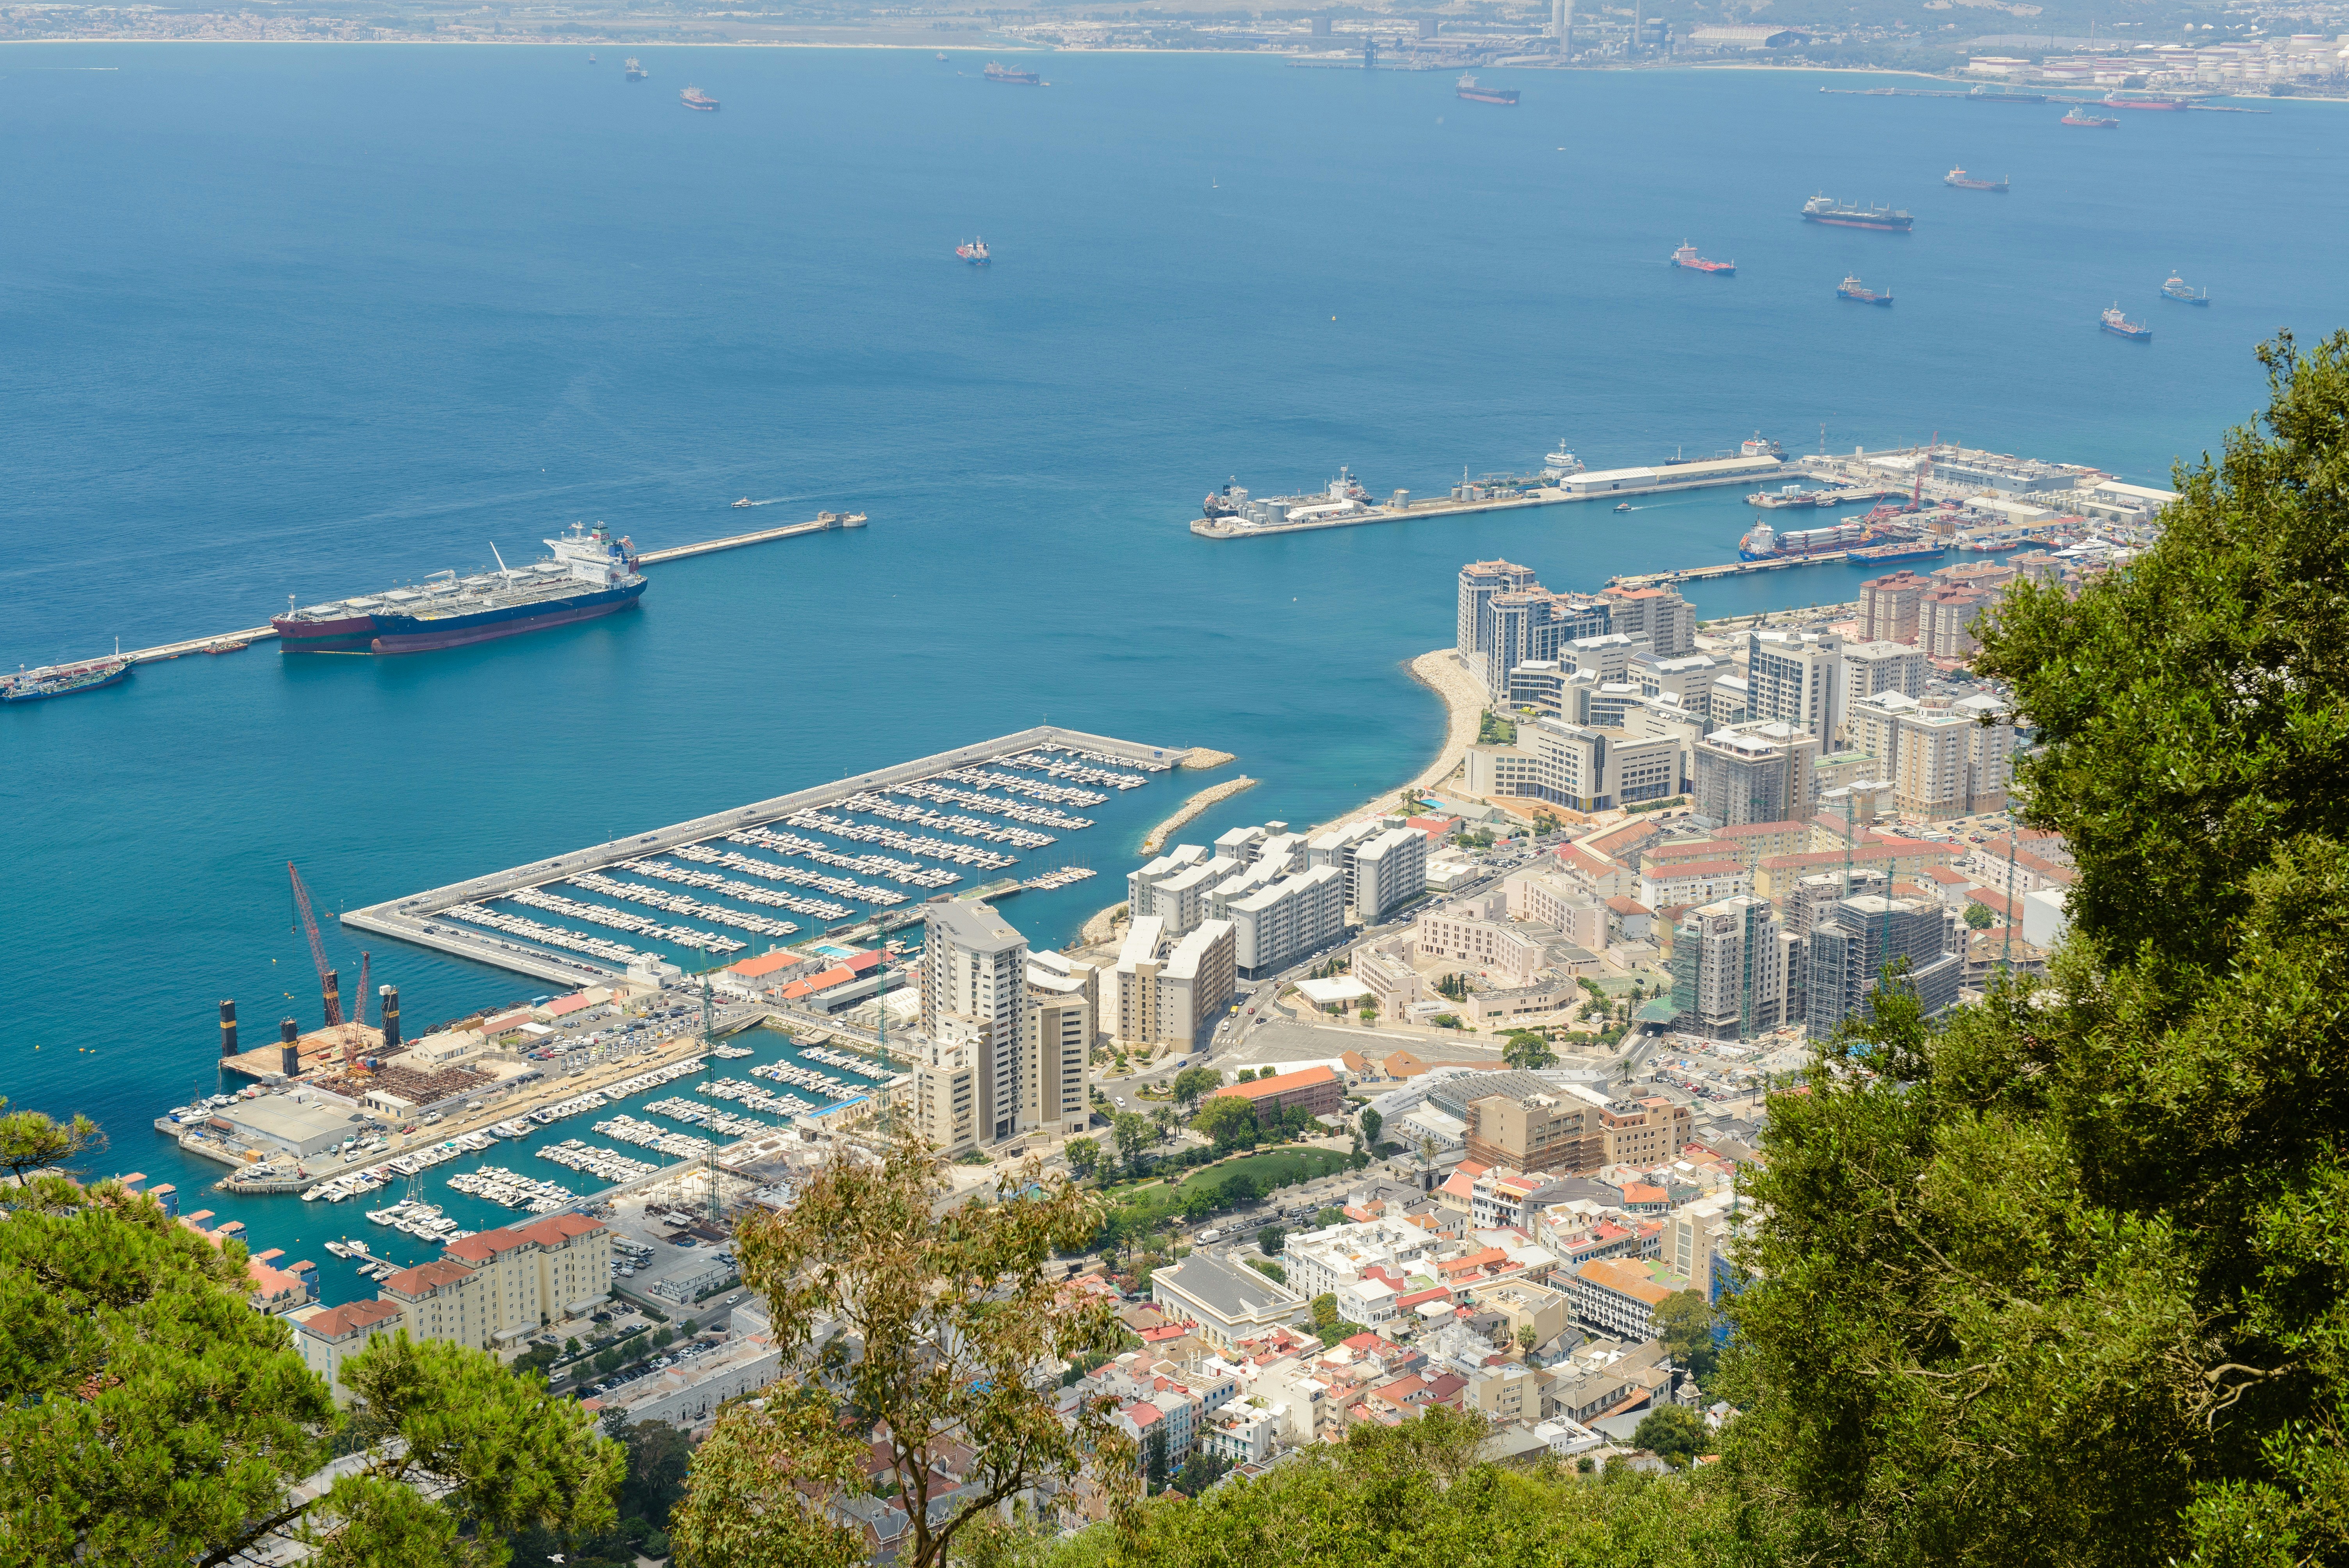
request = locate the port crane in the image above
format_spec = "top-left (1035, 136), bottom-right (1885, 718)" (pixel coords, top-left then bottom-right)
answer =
top-left (288, 861), bottom-right (341, 1028)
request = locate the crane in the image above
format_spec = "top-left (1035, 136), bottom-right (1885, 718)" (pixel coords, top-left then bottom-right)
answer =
top-left (288, 861), bottom-right (342, 1028)
top-left (353, 950), bottom-right (371, 1030)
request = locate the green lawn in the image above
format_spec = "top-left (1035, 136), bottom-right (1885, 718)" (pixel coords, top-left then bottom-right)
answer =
top-left (1112, 1147), bottom-right (1352, 1221)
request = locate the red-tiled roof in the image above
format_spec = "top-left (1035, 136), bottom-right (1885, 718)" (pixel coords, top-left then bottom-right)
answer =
top-left (1644, 860), bottom-right (1744, 881)
top-left (1210, 1064), bottom-right (1337, 1102)
top-left (382, 1259), bottom-right (474, 1297)
top-left (301, 1299), bottom-right (404, 1340)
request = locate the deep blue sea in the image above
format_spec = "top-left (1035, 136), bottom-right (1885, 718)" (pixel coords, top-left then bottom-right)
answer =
top-left (4, 45), bottom-right (2344, 1290)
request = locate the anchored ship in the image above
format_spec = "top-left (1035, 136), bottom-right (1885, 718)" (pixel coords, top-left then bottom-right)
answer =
top-left (625, 57), bottom-right (647, 80)
top-left (2060, 107), bottom-right (2118, 127)
top-left (681, 86), bottom-right (718, 111)
top-left (1802, 194), bottom-right (1914, 232)
top-left (1456, 75), bottom-right (1519, 105)
top-left (2101, 304), bottom-right (2153, 341)
top-left (1837, 274), bottom-right (1893, 305)
top-left (984, 61), bottom-right (1042, 84)
top-left (3, 648), bottom-right (131, 704)
top-left (273, 523), bottom-right (646, 656)
top-left (1670, 241), bottom-right (1734, 275)
top-left (956, 237), bottom-right (991, 264)
top-left (1943, 167), bottom-right (2008, 191)
top-left (2161, 273), bottom-right (2210, 306)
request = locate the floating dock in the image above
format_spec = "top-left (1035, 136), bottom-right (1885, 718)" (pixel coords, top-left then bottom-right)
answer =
top-left (341, 725), bottom-right (1181, 985)
top-left (108, 511), bottom-right (867, 668)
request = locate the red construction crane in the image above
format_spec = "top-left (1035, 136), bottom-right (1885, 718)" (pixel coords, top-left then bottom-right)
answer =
top-left (288, 862), bottom-right (342, 1028)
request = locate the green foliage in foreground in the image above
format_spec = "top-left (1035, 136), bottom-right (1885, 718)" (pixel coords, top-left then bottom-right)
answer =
top-left (1005, 1408), bottom-right (1730, 1568)
top-left (1720, 329), bottom-right (2349, 1568)
top-left (0, 1173), bottom-right (619, 1567)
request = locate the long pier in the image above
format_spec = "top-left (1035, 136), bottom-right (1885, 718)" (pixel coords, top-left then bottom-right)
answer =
top-left (109, 511), bottom-right (867, 668)
top-left (1190, 463), bottom-right (1786, 541)
top-left (340, 724), bottom-right (1182, 983)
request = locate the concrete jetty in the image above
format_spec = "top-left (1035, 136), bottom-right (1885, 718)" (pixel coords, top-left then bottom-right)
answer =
top-left (342, 725), bottom-right (1182, 983)
top-left (113, 511), bottom-right (867, 666)
top-left (1189, 459), bottom-right (1785, 541)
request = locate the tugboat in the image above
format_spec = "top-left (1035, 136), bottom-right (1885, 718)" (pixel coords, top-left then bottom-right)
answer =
top-left (1456, 75), bottom-right (1519, 105)
top-left (2060, 105), bottom-right (2119, 127)
top-left (1613, 501), bottom-right (1633, 513)
top-left (1837, 274), bottom-right (1894, 305)
top-left (955, 237), bottom-right (991, 265)
top-left (732, 497), bottom-right (754, 508)
top-left (1943, 167), bottom-right (2009, 191)
top-left (2101, 303), bottom-right (2153, 341)
top-left (2161, 272), bottom-right (2210, 306)
top-left (680, 85), bottom-right (718, 111)
top-left (1669, 241), bottom-right (1735, 275)
top-left (625, 57), bottom-right (647, 80)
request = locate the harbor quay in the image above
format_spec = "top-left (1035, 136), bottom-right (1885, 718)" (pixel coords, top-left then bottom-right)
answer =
top-left (342, 725), bottom-right (1189, 987)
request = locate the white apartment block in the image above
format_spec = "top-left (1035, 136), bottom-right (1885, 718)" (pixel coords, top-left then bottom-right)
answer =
top-left (1281, 1218), bottom-right (1445, 1303)
top-left (1466, 718), bottom-right (1680, 813)
top-left (1746, 630), bottom-right (1843, 741)
top-left (1840, 639), bottom-right (1928, 725)
top-left (922, 899), bottom-right (1032, 1143)
top-left (1352, 827), bottom-right (1429, 923)
top-left (1503, 867), bottom-right (1606, 948)
top-left (1229, 864), bottom-right (1345, 981)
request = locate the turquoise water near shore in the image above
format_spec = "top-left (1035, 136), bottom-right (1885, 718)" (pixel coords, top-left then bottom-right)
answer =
top-left (4, 46), bottom-right (2344, 1273)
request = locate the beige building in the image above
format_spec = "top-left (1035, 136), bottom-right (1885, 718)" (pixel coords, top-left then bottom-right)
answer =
top-left (1025, 991), bottom-right (1092, 1137)
top-left (1859, 570), bottom-right (1932, 645)
top-left (913, 1025), bottom-right (984, 1156)
top-left (1464, 1085), bottom-right (1609, 1175)
top-left (1471, 1279), bottom-right (1573, 1349)
top-left (1416, 908), bottom-right (1547, 989)
top-left (1893, 709), bottom-right (1975, 820)
top-left (1109, 915), bottom-right (1235, 1054)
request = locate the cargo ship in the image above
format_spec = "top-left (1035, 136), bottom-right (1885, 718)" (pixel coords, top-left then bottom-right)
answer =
top-left (681, 86), bottom-right (718, 112)
top-left (1943, 167), bottom-right (2008, 191)
top-left (1837, 274), bottom-right (1893, 305)
top-left (3, 648), bottom-right (131, 704)
top-left (984, 61), bottom-right (1041, 85)
top-left (2161, 272), bottom-right (2210, 305)
top-left (625, 57), bottom-right (647, 80)
top-left (1670, 241), bottom-right (1734, 275)
top-left (273, 522), bottom-right (646, 655)
top-left (1739, 517), bottom-right (1877, 561)
top-left (2060, 107), bottom-right (2118, 127)
top-left (956, 237), bottom-right (991, 264)
top-left (2101, 304), bottom-right (2152, 342)
top-left (1802, 194), bottom-right (1913, 232)
top-left (1456, 75), bottom-right (1519, 105)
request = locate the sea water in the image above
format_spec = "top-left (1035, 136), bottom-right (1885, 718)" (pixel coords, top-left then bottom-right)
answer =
top-left (4, 45), bottom-right (2344, 1270)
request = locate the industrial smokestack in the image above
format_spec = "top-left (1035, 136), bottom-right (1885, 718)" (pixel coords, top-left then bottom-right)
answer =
top-left (220, 999), bottom-right (239, 1058)
top-left (380, 984), bottom-right (401, 1050)
top-left (323, 968), bottom-right (339, 1031)
top-left (279, 1017), bottom-right (300, 1078)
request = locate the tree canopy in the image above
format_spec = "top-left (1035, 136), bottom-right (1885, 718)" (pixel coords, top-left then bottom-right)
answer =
top-left (1722, 330), bottom-right (2349, 1568)
top-left (0, 1172), bottom-right (618, 1567)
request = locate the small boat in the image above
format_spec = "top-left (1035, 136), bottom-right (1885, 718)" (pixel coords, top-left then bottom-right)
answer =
top-left (2101, 303), bottom-right (2152, 341)
top-left (203, 640), bottom-right (250, 655)
top-left (937, 51), bottom-right (948, 61)
top-left (2060, 107), bottom-right (2119, 127)
top-left (1943, 167), bottom-right (2008, 192)
top-left (1614, 501), bottom-right (1633, 513)
top-left (2161, 273), bottom-right (2210, 306)
top-left (1837, 274), bottom-right (1893, 306)
top-left (732, 497), bottom-right (753, 508)
top-left (588, 53), bottom-right (597, 63)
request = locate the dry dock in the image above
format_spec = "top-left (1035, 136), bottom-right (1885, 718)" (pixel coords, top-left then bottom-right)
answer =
top-left (341, 725), bottom-right (1181, 984)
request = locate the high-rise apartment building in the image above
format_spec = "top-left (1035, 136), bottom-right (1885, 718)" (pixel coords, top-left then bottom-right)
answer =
top-left (1228, 865), bottom-right (1345, 980)
top-left (1667, 894), bottom-right (1795, 1040)
top-left (1892, 709), bottom-right (1974, 820)
top-left (1746, 629), bottom-right (1843, 739)
top-left (1841, 639), bottom-right (1928, 716)
top-left (1352, 827), bottom-right (1429, 923)
top-left (1454, 559), bottom-right (1625, 695)
top-left (1804, 896), bottom-right (1962, 1034)
top-left (1691, 720), bottom-right (1818, 827)
top-left (1859, 570), bottom-right (1932, 645)
top-left (921, 900), bottom-right (1031, 1143)
top-left (1921, 585), bottom-right (1998, 661)
top-left (1600, 584), bottom-right (1697, 658)
top-left (1458, 559), bottom-right (1538, 663)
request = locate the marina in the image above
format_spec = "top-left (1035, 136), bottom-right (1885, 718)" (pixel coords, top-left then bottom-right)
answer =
top-left (341, 726), bottom-right (1184, 987)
